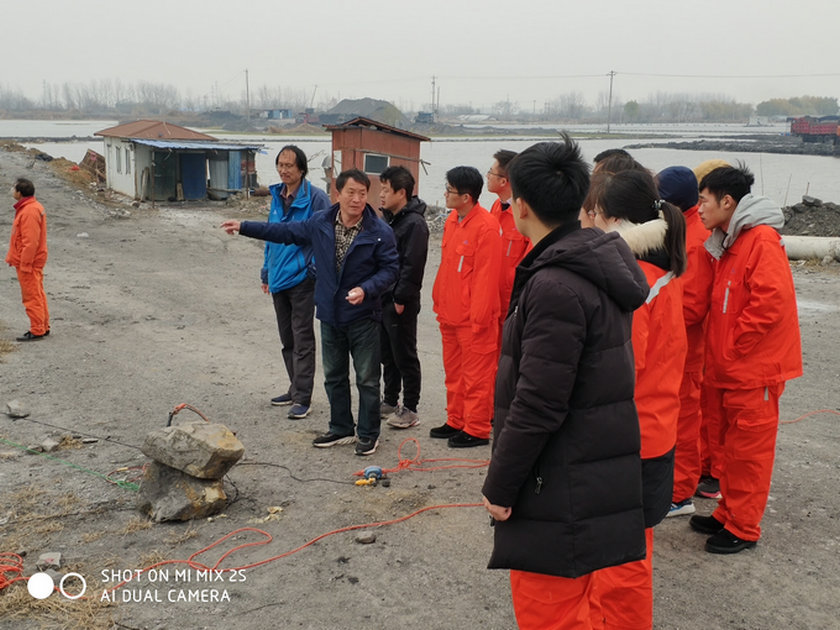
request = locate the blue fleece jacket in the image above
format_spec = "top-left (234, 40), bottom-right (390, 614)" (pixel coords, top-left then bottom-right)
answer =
top-left (241, 204), bottom-right (398, 327)
top-left (261, 179), bottom-right (331, 292)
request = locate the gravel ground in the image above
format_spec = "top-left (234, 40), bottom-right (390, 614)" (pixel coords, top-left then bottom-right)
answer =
top-left (1, 146), bottom-right (839, 629)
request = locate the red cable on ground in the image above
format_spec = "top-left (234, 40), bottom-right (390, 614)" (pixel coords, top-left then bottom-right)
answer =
top-left (781, 408), bottom-right (840, 424)
top-left (0, 552), bottom-right (25, 591)
top-left (99, 502), bottom-right (482, 596)
top-left (352, 437), bottom-right (489, 478)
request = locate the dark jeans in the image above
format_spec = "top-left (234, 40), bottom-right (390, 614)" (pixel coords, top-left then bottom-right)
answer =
top-left (380, 300), bottom-right (421, 411)
top-left (272, 275), bottom-right (316, 405)
top-left (320, 318), bottom-right (381, 441)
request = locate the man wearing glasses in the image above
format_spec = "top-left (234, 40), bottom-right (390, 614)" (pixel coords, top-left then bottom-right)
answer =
top-left (487, 150), bottom-right (531, 344)
top-left (430, 166), bottom-right (502, 448)
top-left (263, 146), bottom-right (330, 420)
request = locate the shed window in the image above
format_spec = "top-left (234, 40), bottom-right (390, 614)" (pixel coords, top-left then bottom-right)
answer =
top-left (363, 154), bottom-right (389, 174)
top-left (125, 147), bottom-right (131, 174)
top-left (115, 147), bottom-right (122, 173)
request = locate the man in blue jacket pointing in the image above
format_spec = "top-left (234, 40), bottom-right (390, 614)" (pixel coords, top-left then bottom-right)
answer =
top-left (222, 169), bottom-right (399, 456)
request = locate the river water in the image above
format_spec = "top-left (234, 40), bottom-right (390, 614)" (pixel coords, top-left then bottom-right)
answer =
top-left (3, 120), bottom-right (837, 209)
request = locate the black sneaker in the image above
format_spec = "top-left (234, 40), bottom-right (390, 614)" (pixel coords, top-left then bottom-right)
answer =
top-left (705, 528), bottom-right (757, 554)
top-left (354, 437), bottom-right (379, 456)
top-left (429, 423), bottom-right (460, 439)
top-left (271, 393), bottom-right (293, 406)
top-left (16, 331), bottom-right (46, 342)
top-left (312, 432), bottom-right (355, 448)
top-left (689, 514), bottom-right (725, 535)
top-left (695, 476), bottom-right (722, 499)
top-left (447, 431), bottom-right (489, 448)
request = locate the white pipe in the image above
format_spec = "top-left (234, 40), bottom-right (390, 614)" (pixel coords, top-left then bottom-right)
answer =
top-left (782, 235), bottom-right (840, 262)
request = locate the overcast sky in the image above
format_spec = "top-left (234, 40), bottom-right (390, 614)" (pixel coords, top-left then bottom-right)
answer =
top-left (5, 0), bottom-right (839, 112)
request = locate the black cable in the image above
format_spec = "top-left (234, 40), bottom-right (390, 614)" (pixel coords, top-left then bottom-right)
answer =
top-left (235, 461), bottom-right (354, 485)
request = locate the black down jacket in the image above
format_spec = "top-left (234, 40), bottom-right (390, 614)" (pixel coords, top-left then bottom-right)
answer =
top-left (482, 223), bottom-right (649, 578)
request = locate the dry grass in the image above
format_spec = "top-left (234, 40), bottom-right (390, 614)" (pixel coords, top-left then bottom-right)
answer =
top-left (0, 583), bottom-right (115, 630)
top-left (118, 517), bottom-right (153, 536)
top-left (165, 526), bottom-right (201, 546)
top-left (57, 435), bottom-right (83, 451)
top-left (137, 550), bottom-right (167, 567)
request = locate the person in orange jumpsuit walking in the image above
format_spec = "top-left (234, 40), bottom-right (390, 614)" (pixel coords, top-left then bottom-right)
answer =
top-left (487, 149), bottom-right (530, 342)
top-left (655, 166), bottom-right (714, 518)
top-left (587, 168), bottom-right (688, 630)
top-left (430, 166), bottom-right (501, 448)
top-left (6, 178), bottom-right (49, 341)
top-left (689, 164), bottom-right (802, 553)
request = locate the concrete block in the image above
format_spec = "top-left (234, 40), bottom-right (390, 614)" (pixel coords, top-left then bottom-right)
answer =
top-left (141, 422), bottom-right (243, 480)
top-left (137, 461), bottom-right (227, 522)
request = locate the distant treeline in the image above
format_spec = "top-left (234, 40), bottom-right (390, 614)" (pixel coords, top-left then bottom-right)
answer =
top-left (0, 79), bottom-right (836, 124)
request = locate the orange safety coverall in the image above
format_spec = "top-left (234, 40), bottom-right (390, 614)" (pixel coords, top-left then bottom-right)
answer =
top-left (490, 198), bottom-right (531, 318)
top-left (432, 205), bottom-right (501, 440)
top-left (511, 569), bottom-right (595, 630)
top-left (592, 261), bottom-right (685, 630)
top-left (673, 205), bottom-right (713, 501)
top-left (704, 225), bottom-right (802, 541)
top-left (5, 196), bottom-right (49, 336)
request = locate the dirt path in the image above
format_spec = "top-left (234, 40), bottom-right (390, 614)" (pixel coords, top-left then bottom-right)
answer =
top-left (1, 147), bottom-right (838, 629)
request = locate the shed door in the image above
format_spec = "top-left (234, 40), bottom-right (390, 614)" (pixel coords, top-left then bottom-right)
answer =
top-left (153, 151), bottom-right (178, 201)
top-left (179, 153), bottom-right (207, 200)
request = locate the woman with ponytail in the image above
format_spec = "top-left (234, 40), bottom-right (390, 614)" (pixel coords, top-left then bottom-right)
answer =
top-left (585, 168), bottom-right (688, 630)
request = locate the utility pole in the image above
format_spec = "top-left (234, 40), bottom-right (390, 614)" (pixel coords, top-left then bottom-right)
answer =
top-left (245, 68), bottom-right (250, 127)
top-left (606, 70), bottom-right (616, 133)
top-left (431, 75), bottom-right (436, 119)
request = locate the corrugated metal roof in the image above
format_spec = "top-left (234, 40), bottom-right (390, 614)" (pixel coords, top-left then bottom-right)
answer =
top-left (131, 139), bottom-right (264, 151)
top-left (323, 116), bottom-right (430, 142)
top-left (94, 120), bottom-right (217, 141)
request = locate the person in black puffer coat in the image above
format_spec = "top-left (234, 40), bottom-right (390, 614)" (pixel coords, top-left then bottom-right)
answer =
top-left (482, 136), bottom-right (649, 629)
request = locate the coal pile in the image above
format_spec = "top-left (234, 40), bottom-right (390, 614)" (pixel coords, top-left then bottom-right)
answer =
top-left (782, 196), bottom-right (840, 237)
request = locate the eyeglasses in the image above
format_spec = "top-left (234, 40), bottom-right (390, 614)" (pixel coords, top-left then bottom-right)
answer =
top-left (444, 187), bottom-right (463, 196)
top-left (486, 170), bottom-right (506, 179)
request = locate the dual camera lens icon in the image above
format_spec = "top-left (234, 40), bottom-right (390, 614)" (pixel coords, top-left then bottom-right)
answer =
top-left (27, 572), bottom-right (87, 600)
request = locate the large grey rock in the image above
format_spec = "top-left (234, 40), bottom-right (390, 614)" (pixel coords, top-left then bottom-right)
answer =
top-left (137, 461), bottom-right (227, 522)
top-left (141, 422), bottom-right (243, 479)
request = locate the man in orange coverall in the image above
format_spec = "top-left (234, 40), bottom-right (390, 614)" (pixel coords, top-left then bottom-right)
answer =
top-left (487, 149), bottom-right (531, 346)
top-left (689, 164), bottom-right (802, 554)
top-left (430, 166), bottom-right (501, 448)
top-left (6, 178), bottom-right (49, 341)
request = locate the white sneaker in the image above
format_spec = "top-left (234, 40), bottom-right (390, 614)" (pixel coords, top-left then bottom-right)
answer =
top-left (386, 407), bottom-right (420, 429)
top-left (667, 499), bottom-right (696, 518)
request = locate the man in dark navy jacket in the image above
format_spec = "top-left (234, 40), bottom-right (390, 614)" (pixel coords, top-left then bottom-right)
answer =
top-left (222, 169), bottom-right (399, 456)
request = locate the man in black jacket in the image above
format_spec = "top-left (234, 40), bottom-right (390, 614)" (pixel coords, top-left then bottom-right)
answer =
top-left (481, 137), bottom-right (649, 628)
top-left (377, 166), bottom-right (429, 429)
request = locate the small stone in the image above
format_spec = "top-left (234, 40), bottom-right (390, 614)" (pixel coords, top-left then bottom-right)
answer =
top-left (76, 232), bottom-right (90, 238)
top-left (5, 400), bottom-right (29, 418)
top-left (26, 444), bottom-right (44, 454)
top-left (355, 532), bottom-right (377, 545)
top-left (81, 438), bottom-right (99, 444)
top-left (36, 552), bottom-right (61, 570)
top-left (41, 438), bottom-right (61, 453)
